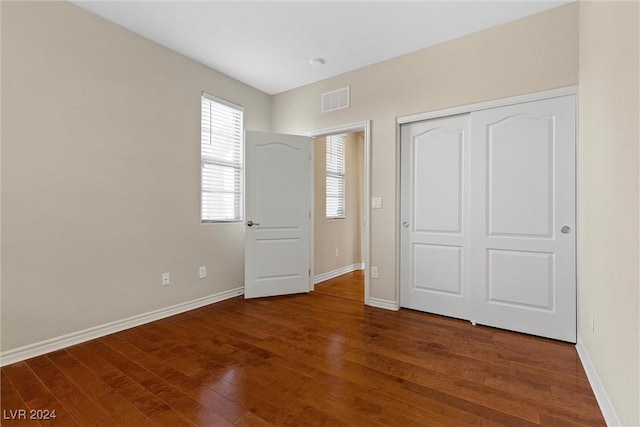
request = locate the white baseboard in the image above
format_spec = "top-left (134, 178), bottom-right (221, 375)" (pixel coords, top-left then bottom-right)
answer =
top-left (0, 287), bottom-right (244, 367)
top-left (367, 297), bottom-right (399, 311)
top-left (313, 263), bottom-right (365, 284)
top-left (576, 335), bottom-right (621, 426)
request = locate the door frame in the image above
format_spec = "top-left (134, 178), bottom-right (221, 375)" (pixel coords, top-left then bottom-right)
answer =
top-left (395, 86), bottom-right (579, 311)
top-left (305, 121), bottom-right (372, 305)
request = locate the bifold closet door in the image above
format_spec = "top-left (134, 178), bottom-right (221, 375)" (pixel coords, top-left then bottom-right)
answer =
top-left (400, 114), bottom-right (471, 320)
top-left (470, 96), bottom-right (576, 342)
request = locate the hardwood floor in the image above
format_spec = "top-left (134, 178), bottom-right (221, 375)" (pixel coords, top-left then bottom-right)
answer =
top-left (1, 273), bottom-right (604, 426)
top-left (314, 270), bottom-right (364, 302)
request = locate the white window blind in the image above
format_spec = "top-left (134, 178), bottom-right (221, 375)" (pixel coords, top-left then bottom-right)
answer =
top-left (326, 134), bottom-right (346, 219)
top-left (201, 94), bottom-right (244, 222)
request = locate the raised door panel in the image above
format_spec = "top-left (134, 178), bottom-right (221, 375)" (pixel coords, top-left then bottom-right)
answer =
top-left (487, 116), bottom-right (554, 238)
top-left (487, 249), bottom-right (554, 311)
top-left (255, 143), bottom-right (303, 229)
top-left (413, 129), bottom-right (463, 234)
top-left (413, 244), bottom-right (462, 295)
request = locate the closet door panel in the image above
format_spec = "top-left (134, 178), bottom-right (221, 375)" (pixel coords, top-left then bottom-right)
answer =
top-left (400, 114), bottom-right (471, 320)
top-left (470, 95), bottom-right (576, 342)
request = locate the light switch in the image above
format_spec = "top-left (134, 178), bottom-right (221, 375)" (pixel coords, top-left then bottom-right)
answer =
top-left (372, 197), bottom-right (382, 209)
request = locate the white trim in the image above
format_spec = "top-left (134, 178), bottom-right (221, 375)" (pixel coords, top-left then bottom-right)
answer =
top-left (397, 86), bottom-right (578, 125)
top-left (309, 136), bottom-right (315, 292)
top-left (576, 335), bottom-right (621, 426)
top-left (306, 121), bottom-right (371, 306)
top-left (305, 121), bottom-right (369, 138)
top-left (0, 287), bottom-right (244, 367)
top-left (395, 114), bottom-right (403, 308)
top-left (313, 263), bottom-right (365, 285)
top-left (368, 297), bottom-right (399, 311)
top-left (201, 91), bottom-right (244, 112)
top-left (362, 123), bottom-right (371, 306)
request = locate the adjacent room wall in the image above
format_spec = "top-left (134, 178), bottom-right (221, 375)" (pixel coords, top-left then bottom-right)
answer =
top-left (1, 1), bottom-right (271, 352)
top-left (272, 3), bottom-right (579, 303)
top-left (314, 132), bottom-right (364, 277)
top-left (578, 1), bottom-right (640, 425)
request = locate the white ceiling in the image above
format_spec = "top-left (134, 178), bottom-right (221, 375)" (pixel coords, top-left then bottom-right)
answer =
top-left (72, 1), bottom-right (570, 95)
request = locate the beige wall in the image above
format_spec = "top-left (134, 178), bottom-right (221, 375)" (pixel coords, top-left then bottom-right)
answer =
top-left (1, 1), bottom-right (271, 351)
top-left (314, 132), bottom-right (364, 276)
top-left (273, 3), bottom-right (579, 301)
top-left (578, 1), bottom-right (640, 425)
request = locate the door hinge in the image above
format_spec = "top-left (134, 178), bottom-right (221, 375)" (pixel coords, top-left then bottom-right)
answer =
top-left (309, 268), bottom-right (311, 276)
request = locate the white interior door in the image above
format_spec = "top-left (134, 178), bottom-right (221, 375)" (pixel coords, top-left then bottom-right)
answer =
top-left (470, 96), bottom-right (576, 342)
top-left (244, 131), bottom-right (312, 298)
top-left (400, 114), bottom-right (471, 319)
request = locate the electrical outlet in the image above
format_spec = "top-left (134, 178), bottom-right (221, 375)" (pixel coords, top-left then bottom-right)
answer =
top-left (199, 266), bottom-right (207, 279)
top-left (371, 266), bottom-right (379, 279)
top-left (162, 272), bottom-right (170, 286)
top-left (334, 248), bottom-right (339, 257)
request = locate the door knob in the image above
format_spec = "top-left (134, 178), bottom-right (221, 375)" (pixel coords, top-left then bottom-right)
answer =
top-left (247, 220), bottom-right (260, 227)
top-left (561, 225), bottom-right (571, 234)
top-left (402, 221), bottom-right (409, 228)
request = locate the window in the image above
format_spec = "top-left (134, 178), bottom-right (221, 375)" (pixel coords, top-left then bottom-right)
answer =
top-left (201, 93), bottom-right (244, 222)
top-left (326, 134), bottom-right (346, 219)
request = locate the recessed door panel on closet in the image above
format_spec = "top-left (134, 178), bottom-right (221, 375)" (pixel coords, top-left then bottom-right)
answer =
top-left (400, 114), bottom-right (471, 320)
top-left (400, 94), bottom-right (576, 342)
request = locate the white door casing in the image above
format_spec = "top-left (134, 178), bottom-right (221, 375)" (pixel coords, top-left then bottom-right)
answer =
top-left (244, 131), bottom-right (312, 299)
top-left (399, 94), bottom-right (576, 342)
top-left (470, 96), bottom-right (576, 342)
top-left (400, 114), bottom-right (472, 319)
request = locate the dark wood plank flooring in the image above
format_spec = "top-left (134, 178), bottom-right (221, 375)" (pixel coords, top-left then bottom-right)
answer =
top-left (314, 270), bottom-right (364, 302)
top-left (1, 273), bottom-right (604, 426)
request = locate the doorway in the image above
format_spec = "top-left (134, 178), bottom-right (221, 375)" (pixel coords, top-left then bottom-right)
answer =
top-left (306, 122), bottom-right (371, 305)
top-left (312, 131), bottom-right (365, 302)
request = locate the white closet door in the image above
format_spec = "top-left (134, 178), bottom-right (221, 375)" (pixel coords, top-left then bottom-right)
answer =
top-left (400, 114), bottom-right (471, 320)
top-left (470, 96), bottom-right (576, 342)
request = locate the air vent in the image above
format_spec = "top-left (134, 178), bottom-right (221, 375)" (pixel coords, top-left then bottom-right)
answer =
top-left (321, 87), bottom-right (350, 113)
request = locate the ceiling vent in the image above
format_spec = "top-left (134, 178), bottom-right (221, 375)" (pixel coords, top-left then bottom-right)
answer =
top-left (321, 87), bottom-right (350, 113)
